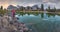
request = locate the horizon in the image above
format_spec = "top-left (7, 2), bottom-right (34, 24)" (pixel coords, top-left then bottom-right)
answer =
top-left (1, 4), bottom-right (60, 9)
top-left (0, 0), bottom-right (60, 9)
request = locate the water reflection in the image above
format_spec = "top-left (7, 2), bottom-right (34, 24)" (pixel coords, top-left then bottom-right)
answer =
top-left (15, 13), bottom-right (60, 32)
top-left (15, 13), bottom-right (60, 23)
top-left (16, 13), bottom-right (60, 23)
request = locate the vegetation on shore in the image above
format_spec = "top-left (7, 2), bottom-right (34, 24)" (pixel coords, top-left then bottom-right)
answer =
top-left (0, 6), bottom-right (7, 15)
top-left (0, 4), bottom-right (60, 15)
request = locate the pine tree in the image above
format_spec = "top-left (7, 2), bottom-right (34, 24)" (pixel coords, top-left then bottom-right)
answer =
top-left (1, 6), bottom-right (3, 10)
top-left (41, 4), bottom-right (44, 11)
top-left (48, 6), bottom-right (50, 12)
top-left (27, 6), bottom-right (30, 10)
top-left (54, 6), bottom-right (56, 12)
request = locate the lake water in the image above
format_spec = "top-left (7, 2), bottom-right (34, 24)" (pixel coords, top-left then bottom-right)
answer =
top-left (15, 13), bottom-right (60, 32)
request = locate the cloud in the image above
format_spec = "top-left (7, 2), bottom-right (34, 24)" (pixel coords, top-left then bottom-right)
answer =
top-left (0, 0), bottom-right (60, 9)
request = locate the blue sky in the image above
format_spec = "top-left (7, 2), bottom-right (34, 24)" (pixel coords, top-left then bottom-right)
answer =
top-left (0, 0), bottom-right (60, 9)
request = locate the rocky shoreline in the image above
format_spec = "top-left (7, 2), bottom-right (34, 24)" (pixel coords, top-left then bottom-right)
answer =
top-left (0, 15), bottom-right (32, 32)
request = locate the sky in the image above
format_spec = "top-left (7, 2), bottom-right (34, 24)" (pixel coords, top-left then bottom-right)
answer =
top-left (0, 0), bottom-right (60, 9)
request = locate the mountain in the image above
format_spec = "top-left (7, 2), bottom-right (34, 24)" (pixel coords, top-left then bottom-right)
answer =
top-left (32, 5), bottom-right (39, 10)
top-left (7, 5), bottom-right (17, 10)
top-left (7, 5), bottom-right (40, 10)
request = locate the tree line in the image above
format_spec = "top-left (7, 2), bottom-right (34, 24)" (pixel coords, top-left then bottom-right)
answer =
top-left (16, 4), bottom-right (57, 12)
top-left (0, 4), bottom-right (60, 14)
top-left (0, 6), bottom-right (7, 15)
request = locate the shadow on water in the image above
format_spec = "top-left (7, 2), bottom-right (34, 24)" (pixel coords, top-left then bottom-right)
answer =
top-left (46, 13), bottom-right (55, 17)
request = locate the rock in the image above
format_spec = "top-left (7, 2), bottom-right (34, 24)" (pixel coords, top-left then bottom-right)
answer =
top-left (0, 15), bottom-right (31, 32)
